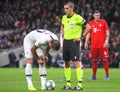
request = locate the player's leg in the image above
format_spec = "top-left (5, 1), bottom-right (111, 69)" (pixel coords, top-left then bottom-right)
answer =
top-left (25, 59), bottom-right (36, 91)
top-left (102, 59), bottom-right (109, 80)
top-left (24, 37), bottom-right (36, 91)
top-left (101, 48), bottom-right (110, 80)
top-left (36, 49), bottom-right (47, 90)
top-left (39, 64), bottom-right (46, 90)
top-left (90, 59), bottom-right (98, 80)
top-left (90, 48), bottom-right (99, 80)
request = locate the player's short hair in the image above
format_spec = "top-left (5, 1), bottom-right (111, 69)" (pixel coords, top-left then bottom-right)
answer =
top-left (93, 10), bottom-right (100, 14)
top-left (93, 10), bottom-right (102, 18)
top-left (64, 1), bottom-right (74, 9)
top-left (51, 40), bottom-right (60, 50)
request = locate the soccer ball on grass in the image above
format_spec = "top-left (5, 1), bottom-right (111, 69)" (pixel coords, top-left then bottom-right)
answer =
top-left (45, 80), bottom-right (55, 90)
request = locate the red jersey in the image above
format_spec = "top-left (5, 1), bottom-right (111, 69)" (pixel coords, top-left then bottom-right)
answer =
top-left (89, 19), bottom-right (109, 48)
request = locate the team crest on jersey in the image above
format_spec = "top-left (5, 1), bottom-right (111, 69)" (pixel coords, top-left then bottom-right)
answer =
top-left (99, 24), bottom-right (102, 27)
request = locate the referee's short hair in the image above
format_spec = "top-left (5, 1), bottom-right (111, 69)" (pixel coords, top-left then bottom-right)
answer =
top-left (64, 1), bottom-right (74, 9)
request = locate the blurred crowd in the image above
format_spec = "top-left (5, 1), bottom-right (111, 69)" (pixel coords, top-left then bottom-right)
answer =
top-left (0, 0), bottom-right (120, 52)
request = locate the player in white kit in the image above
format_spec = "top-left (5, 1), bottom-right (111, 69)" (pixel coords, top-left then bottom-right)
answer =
top-left (23, 29), bottom-right (60, 91)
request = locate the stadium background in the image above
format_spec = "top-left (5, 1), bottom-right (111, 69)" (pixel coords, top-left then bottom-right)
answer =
top-left (0, 0), bottom-right (120, 68)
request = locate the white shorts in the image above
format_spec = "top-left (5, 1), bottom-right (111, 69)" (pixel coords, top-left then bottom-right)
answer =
top-left (23, 36), bottom-right (44, 58)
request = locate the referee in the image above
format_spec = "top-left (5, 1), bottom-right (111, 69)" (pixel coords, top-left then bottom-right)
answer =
top-left (61, 1), bottom-right (86, 90)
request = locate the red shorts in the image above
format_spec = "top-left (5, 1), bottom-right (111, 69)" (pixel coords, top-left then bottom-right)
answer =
top-left (89, 48), bottom-right (109, 59)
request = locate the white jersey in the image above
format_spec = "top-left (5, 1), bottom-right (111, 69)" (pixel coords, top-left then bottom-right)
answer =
top-left (25, 29), bottom-right (58, 47)
top-left (23, 29), bottom-right (58, 58)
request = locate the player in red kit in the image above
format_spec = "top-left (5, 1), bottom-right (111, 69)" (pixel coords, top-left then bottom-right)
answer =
top-left (83, 10), bottom-right (110, 80)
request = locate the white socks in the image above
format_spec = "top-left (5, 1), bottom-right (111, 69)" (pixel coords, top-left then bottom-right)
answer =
top-left (39, 64), bottom-right (46, 88)
top-left (25, 63), bottom-right (33, 86)
top-left (25, 63), bottom-right (47, 88)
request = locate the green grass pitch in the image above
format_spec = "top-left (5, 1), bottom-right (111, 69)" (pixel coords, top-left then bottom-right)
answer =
top-left (0, 68), bottom-right (120, 92)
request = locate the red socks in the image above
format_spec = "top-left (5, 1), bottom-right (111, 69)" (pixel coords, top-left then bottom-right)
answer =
top-left (102, 60), bottom-right (109, 76)
top-left (92, 60), bottom-right (109, 77)
top-left (92, 61), bottom-right (98, 77)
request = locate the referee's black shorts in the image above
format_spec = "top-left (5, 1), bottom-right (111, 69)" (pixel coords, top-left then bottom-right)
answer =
top-left (63, 39), bottom-right (80, 62)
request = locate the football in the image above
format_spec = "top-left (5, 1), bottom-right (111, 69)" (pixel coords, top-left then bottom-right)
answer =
top-left (45, 80), bottom-right (55, 90)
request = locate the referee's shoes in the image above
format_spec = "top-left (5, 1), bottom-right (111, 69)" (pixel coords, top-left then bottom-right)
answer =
top-left (63, 82), bottom-right (83, 90)
top-left (73, 83), bottom-right (83, 90)
top-left (63, 82), bottom-right (71, 90)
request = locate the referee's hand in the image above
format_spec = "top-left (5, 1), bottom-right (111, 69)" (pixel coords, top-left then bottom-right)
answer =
top-left (80, 35), bottom-right (85, 41)
top-left (74, 38), bottom-right (80, 42)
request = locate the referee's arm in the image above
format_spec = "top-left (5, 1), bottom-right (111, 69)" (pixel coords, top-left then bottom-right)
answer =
top-left (81, 23), bottom-right (91, 40)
